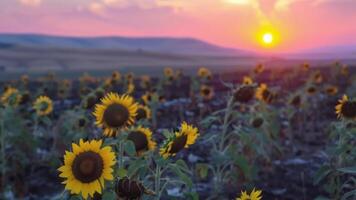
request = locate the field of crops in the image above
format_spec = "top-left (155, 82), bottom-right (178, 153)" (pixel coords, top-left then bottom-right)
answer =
top-left (0, 63), bottom-right (355, 200)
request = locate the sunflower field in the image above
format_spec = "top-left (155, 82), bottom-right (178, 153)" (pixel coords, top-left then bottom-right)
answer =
top-left (0, 63), bottom-right (355, 200)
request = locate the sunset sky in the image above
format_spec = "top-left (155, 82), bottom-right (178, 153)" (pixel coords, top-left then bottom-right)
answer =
top-left (0, 0), bottom-right (355, 53)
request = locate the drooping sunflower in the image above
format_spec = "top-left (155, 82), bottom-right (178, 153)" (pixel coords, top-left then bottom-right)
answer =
top-left (255, 84), bottom-right (274, 103)
top-left (127, 126), bottom-right (156, 155)
top-left (242, 76), bottom-right (253, 85)
top-left (253, 64), bottom-right (264, 74)
top-left (136, 104), bottom-right (151, 121)
top-left (236, 188), bottom-right (262, 200)
top-left (335, 95), bottom-right (356, 120)
top-left (58, 139), bottom-right (116, 199)
top-left (325, 86), bottom-right (338, 96)
top-left (93, 92), bottom-right (138, 136)
top-left (233, 85), bottom-right (255, 103)
top-left (1, 87), bottom-right (22, 106)
top-left (160, 122), bottom-right (199, 159)
top-left (33, 96), bottom-right (53, 116)
top-left (200, 85), bottom-right (214, 101)
top-left (197, 67), bottom-right (212, 79)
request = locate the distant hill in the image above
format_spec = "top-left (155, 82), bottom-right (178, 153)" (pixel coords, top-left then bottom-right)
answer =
top-left (0, 33), bottom-right (253, 56)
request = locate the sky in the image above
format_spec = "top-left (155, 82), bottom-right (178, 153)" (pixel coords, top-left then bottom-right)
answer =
top-left (0, 0), bottom-right (356, 53)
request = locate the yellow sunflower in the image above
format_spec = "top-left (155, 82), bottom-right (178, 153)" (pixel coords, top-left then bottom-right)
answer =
top-left (141, 92), bottom-right (154, 105)
top-left (335, 95), bottom-right (356, 120)
top-left (236, 188), bottom-right (262, 200)
top-left (126, 82), bottom-right (135, 94)
top-left (164, 67), bottom-right (174, 78)
top-left (33, 96), bottom-right (53, 116)
top-left (160, 122), bottom-right (199, 159)
top-left (200, 85), bottom-right (214, 101)
top-left (112, 71), bottom-right (121, 81)
top-left (233, 85), bottom-right (255, 103)
top-left (125, 72), bottom-right (134, 82)
top-left (127, 126), bottom-right (156, 155)
top-left (255, 84), bottom-right (274, 103)
top-left (58, 139), bottom-right (116, 199)
top-left (140, 75), bottom-right (151, 89)
top-left (242, 76), bottom-right (253, 85)
top-left (93, 92), bottom-right (138, 137)
top-left (253, 64), bottom-right (264, 74)
top-left (197, 67), bottom-right (212, 79)
top-left (1, 87), bottom-right (22, 106)
top-left (136, 104), bottom-right (151, 121)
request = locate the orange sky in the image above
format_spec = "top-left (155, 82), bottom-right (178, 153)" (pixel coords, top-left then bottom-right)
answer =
top-left (1, 0), bottom-right (356, 53)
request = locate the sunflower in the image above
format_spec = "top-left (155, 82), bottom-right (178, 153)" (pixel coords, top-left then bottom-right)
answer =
top-left (164, 67), bottom-right (174, 78)
top-left (21, 74), bottom-right (29, 85)
top-left (302, 63), bottom-right (310, 71)
top-left (1, 87), bottom-right (22, 106)
top-left (233, 85), bottom-right (255, 103)
top-left (83, 94), bottom-right (98, 110)
top-left (112, 71), bottom-right (121, 81)
top-left (125, 72), bottom-right (134, 82)
top-left (126, 82), bottom-right (135, 94)
top-left (160, 122), bottom-right (199, 159)
top-left (289, 94), bottom-right (302, 107)
top-left (136, 104), bottom-right (151, 121)
top-left (255, 84), bottom-right (274, 103)
top-left (197, 67), bottom-right (212, 79)
top-left (115, 177), bottom-right (154, 199)
top-left (20, 91), bottom-right (31, 105)
top-left (242, 76), bottom-right (253, 85)
top-left (200, 85), bottom-right (214, 100)
top-left (93, 92), bottom-right (138, 137)
top-left (335, 95), bottom-right (356, 120)
top-left (33, 96), bottom-right (53, 116)
top-left (140, 75), bottom-right (151, 89)
top-left (251, 117), bottom-right (263, 128)
top-left (325, 86), bottom-right (338, 96)
top-left (341, 65), bottom-right (349, 76)
top-left (58, 139), bottom-right (116, 199)
top-left (307, 86), bottom-right (317, 95)
top-left (236, 188), bottom-right (262, 200)
top-left (313, 71), bottom-right (323, 84)
top-left (127, 126), bottom-right (156, 155)
top-left (141, 92), bottom-right (153, 105)
top-left (253, 64), bottom-right (264, 74)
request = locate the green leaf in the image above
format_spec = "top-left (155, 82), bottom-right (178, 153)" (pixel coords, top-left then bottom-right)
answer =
top-left (101, 191), bottom-right (117, 200)
top-left (162, 129), bottom-right (173, 139)
top-left (195, 163), bottom-right (209, 179)
top-left (117, 167), bottom-right (127, 178)
top-left (313, 165), bottom-right (332, 185)
top-left (169, 164), bottom-right (193, 188)
top-left (341, 189), bottom-right (356, 200)
top-left (124, 140), bottom-right (136, 157)
top-left (337, 167), bottom-right (356, 174)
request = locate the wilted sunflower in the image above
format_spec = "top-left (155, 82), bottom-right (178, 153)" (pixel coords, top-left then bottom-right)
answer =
top-left (127, 126), bottom-right (156, 155)
top-left (254, 64), bottom-right (264, 74)
top-left (160, 122), bottom-right (199, 159)
top-left (197, 67), bottom-right (212, 79)
top-left (1, 87), bottom-right (22, 106)
top-left (325, 86), bottom-right (338, 96)
top-left (233, 85), bottom-right (255, 103)
top-left (200, 85), bottom-right (214, 100)
top-left (236, 188), bottom-right (262, 200)
top-left (93, 92), bottom-right (138, 136)
top-left (58, 139), bottom-right (116, 199)
top-left (335, 95), bottom-right (356, 120)
top-left (33, 96), bottom-right (53, 116)
top-left (115, 177), bottom-right (154, 199)
top-left (256, 84), bottom-right (274, 103)
top-left (242, 76), bottom-right (253, 85)
top-left (136, 104), bottom-right (151, 121)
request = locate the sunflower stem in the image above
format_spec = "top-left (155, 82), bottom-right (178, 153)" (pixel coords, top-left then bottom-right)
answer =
top-left (0, 109), bottom-right (5, 196)
top-left (218, 94), bottom-right (234, 151)
top-left (154, 166), bottom-right (161, 200)
top-left (118, 140), bottom-right (124, 169)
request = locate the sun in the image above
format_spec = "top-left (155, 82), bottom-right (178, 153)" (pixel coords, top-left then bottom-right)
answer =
top-left (263, 33), bottom-right (273, 44)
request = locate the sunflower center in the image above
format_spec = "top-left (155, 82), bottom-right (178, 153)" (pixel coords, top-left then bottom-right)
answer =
top-left (341, 101), bottom-right (356, 119)
top-left (234, 86), bottom-right (255, 103)
top-left (202, 88), bottom-right (211, 96)
top-left (291, 96), bottom-right (301, 106)
top-left (72, 151), bottom-right (103, 183)
top-left (136, 108), bottom-right (147, 120)
top-left (103, 104), bottom-right (130, 128)
top-left (127, 131), bottom-right (148, 152)
top-left (169, 134), bottom-right (188, 154)
top-left (115, 177), bottom-right (145, 199)
top-left (39, 102), bottom-right (49, 111)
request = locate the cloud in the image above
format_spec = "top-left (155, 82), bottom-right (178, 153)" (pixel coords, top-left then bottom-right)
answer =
top-left (19, 0), bottom-right (42, 6)
top-left (88, 2), bottom-right (106, 16)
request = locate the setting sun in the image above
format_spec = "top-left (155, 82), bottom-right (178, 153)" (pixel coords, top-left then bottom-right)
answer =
top-left (263, 33), bottom-right (273, 44)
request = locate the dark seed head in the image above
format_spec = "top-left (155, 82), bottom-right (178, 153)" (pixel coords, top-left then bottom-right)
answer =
top-left (136, 108), bottom-right (147, 121)
top-left (341, 101), bottom-right (356, 119)
top-left (262, 89), bottom-right (274, 103)
top-left (233, 86), bottom-right (255, 103)
top-left (115, 177), bottom-right (145, 199)
top-left (72, 151), bottom-right (103, 183)
top-left (103, 104), bottom-right (130, 128)
top-left (127, 131), bottom-right (148, 152)
top-left (169, 135), bottom-right (187, 154)
top-left (290, 95), bottom-right (301, 107)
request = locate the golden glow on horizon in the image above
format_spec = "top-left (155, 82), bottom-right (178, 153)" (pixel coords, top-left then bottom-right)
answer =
top-left (263, 33), bottom-right (273, 44)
